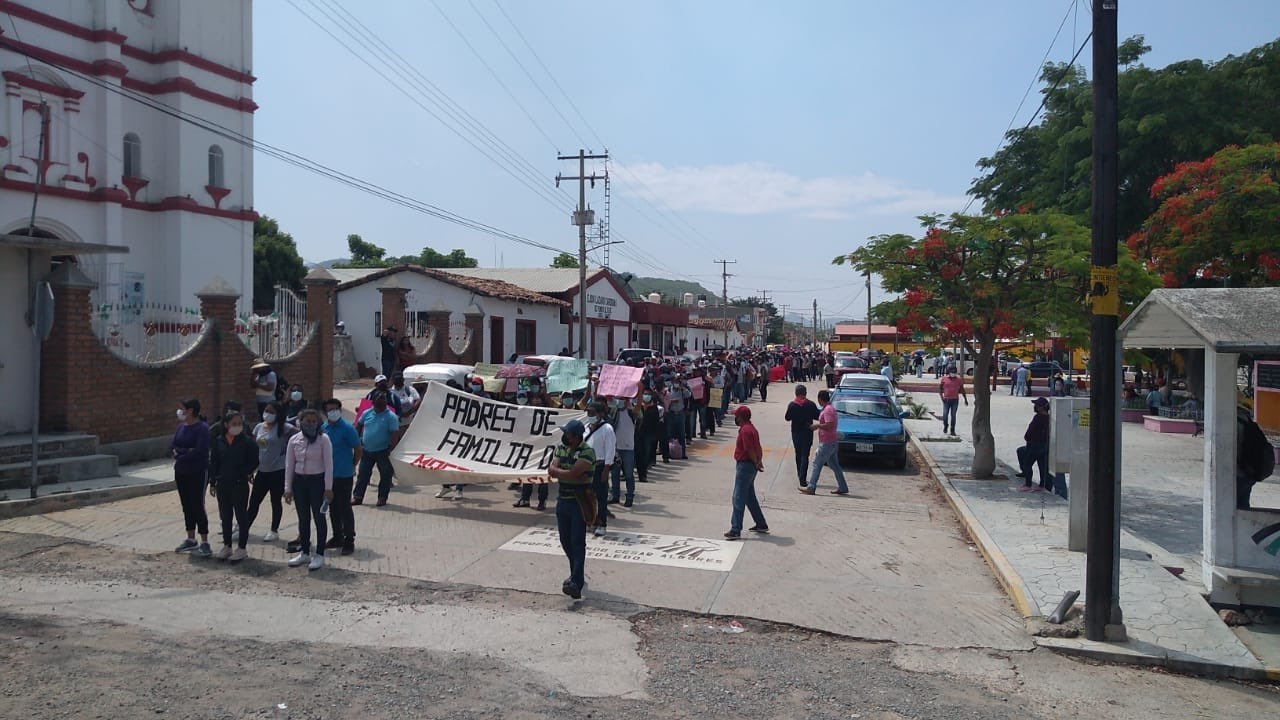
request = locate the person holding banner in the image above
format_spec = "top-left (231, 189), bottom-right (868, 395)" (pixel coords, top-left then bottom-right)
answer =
top-left (584, 401), bottom-right (616, 537)
top-left (549, 420), bottom-right (596, 600)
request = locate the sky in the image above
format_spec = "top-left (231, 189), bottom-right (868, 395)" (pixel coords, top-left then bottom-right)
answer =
top-left (252, 0), bottom-right (1280, 325)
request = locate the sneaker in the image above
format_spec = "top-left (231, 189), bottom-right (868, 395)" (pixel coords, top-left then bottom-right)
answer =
top-left (830, 489), bottom-right (849, 495)
top-left (351, 496), bottom-right (364, 506)
top-left (341, 543), bottom-right (354, 556)
top-left (196, 543), bottom-right (213, 558)
top-left (214, 545), bottom-right (233, 561)
top-left (325, 537), bottom-right (344, 549)
top-left (561, 581), bottom-right (583, 600)
top-left (376, 497), bottom-right (388, 507)
top-left (174, 539), bottom-right (199, 553)
top-left (724, 530), bottom-right (742, 540)
top-left (623, 498), bottom-right (633, 508)
top-left (513, 499), bottom-right (530, 508)
top-left (453, 487), bottom-right (464, 500)
top-left (593, 526), bottom-right (607, 537)
top-left (288, 552), bottom-right (311, 567)
top-left (230, 548), bottom-right (248, 562)
top-left (308, 555), bottom-right (325, 572)
top-left (535, 499), bottom-right (546, 511)
top-left (435, 487), bottom-right (453, 499)
top-left (749, 526), bottom-right (769, 534)
top-left (263, 530), bottom-right (279, 542)
top-left (798, 488), bottom-right (816, 495)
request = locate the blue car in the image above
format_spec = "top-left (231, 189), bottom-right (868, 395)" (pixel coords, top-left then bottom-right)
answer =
top-left (832, 389), bottom-right (911, 469)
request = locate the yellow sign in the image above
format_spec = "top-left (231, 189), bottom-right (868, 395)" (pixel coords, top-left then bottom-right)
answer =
top-left (1090, 265), bottom-right (1119, 316)
top-left (1078, 408), bottom-right (1091, 428)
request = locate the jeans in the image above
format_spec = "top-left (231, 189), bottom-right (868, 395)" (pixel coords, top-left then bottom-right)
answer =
top-left (941, 398), bottom-right (960, 433)
top-left (1017, 443), bottom-right (1051, 489)
top-left (174, 470), bottom-right (209, 535)
top-left (729, 461), bottom-right (767, 534)
top-left (245, 468), bottom-right (284, 533)
top-left (665, 411), bottom-right (686, 454)
top-left (556, 497), bottom-right (587, 588)
top-left (354, 447), bottom-right (394, 500)
top-left (719, 386), bottom-right (731, 418)
top-left (610, 449), bottom-right (636, 501)
top-left (700, 403), bottom-right (715, 436)
top-left (1014, 378), bottom-right (1028, 396)
top-left (733, 382), bottom-right (747, 403)
top-left (292, 473), bottom-right (328, 556)
top-left (329, 476), bottom-right (355, 544)
top-left (520, 481), bottom-right (549, 504)
top-left (216, 482), bottom-right (250, 548)
top-left (792, 431), bottom-right (813, 486)
top-left (759, 382), bottom-right (769, 403)
top-left (635, 431), bottom-right (653, 478)
top-left (808, 441), bottom-right (848, 493)
top-left (685, 403), bottom-right (697, 440)
top-left (592, 463), bottom-right (609, 528)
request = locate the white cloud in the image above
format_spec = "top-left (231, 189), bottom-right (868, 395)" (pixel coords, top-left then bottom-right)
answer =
top-left (614, 161), bottom-right (966, 220)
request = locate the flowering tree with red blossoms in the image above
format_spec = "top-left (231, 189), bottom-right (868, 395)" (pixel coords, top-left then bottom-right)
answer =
top-left (1128, 143), bottom-right (1280, 288)
top-left (834, 211), bottom-right (1154, 478)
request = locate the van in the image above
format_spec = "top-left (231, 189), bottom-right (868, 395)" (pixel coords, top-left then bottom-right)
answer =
top-left (616, 348), bottom-right (660, 366)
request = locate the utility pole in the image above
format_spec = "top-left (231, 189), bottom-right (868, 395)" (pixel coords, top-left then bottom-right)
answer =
top-left (779, 304), bottom-right (789, 346)
top-left (812, 299), bottom-right (818, 350)
top-left (757, 290), bottom-right (771, 348)
top-left (1085, 0), bottom-right (1124, 643)
top-left (865, 270), bottom-right (873, 353)
top-left (714, 259), bottom-right (736, 348)
top-left (556, 150), bottom-right (608, 359)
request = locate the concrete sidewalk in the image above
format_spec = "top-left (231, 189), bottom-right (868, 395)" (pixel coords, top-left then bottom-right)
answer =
top-left (903, 391), bottom-right (1274, 680)
top-left (0, 460), bottom-right (172, 520)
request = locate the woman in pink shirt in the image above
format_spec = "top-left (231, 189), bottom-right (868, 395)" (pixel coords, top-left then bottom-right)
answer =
top-left (284, 409), bottom-right (334, 571)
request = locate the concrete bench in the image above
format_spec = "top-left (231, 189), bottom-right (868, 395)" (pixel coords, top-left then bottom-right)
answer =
top-left (1143, 415), bottom-right (1201, 434)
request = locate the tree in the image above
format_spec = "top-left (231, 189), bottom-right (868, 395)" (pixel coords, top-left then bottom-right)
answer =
top-left (252, 215), bottom-right (306, 312)
top-left (1128, 143), bottom-right (1280, 288)
top-left (335, 234), bottom-right (389, 268)
top-left (550, 252), bottom-right (580, 268)
top-left (971, 37), bottom-right (1280, 242)
top-left (836, 211), bottom-right (1098, 478)
top-left (415, 247), bottom-right (479, 268)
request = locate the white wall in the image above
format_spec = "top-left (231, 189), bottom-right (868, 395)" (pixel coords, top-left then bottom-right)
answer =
top-left (565, 275), bottom-right (632, 361)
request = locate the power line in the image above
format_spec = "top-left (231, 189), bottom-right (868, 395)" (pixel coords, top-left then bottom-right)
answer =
top-left (0, 38), bottom-right (569, 254)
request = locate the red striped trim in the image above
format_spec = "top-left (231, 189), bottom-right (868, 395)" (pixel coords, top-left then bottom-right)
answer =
top-left (0, 176), bottom-right (257, 222)
top-left (2, 70), bottom-right (84, 99)
top-left (120, 46), bottom-right (255, 85)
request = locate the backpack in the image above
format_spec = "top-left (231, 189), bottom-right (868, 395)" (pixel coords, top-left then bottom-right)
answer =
top-left (1241, 417), bottom-right (1275, 481)
top-left (273, 372), bottom-right (288, 402)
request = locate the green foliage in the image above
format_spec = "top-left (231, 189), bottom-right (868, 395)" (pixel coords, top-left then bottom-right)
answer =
top-left (252, 215), bottom-right (306, 313)
top-left (904, 400), bottom-right (931, 420)
top-left (401, 247), bottom-right (479, 268)
top-left (1128, 142), bottom-right (1280, 287)
top-left (550, 252), bottom-right (581, 268)
top-left (971, 37), bottom-right (1280, 242)
top-left (333, 234), bottom-right (389, 269)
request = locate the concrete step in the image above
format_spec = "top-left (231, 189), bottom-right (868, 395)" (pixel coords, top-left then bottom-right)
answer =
top-left (0, 433), bottom-right (100, 465)
top-left (0, 454), bottom-right (120, 491)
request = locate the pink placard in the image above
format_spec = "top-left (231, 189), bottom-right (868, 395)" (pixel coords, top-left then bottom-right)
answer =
top-left (687, 377), bottom-right (705, 399)
top-left (597, 364), bottom-right (644, 398)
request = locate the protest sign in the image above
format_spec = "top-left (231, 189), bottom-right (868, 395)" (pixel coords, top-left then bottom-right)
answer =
top-left (687, 377), bottom-right (705, 399)
top-left (596, 364), bottom-right (643, 398)
top-left (545, 358), bottom-right (589, 393)
top-left (471, 363), bottom-right (506, 394)
top-left (392, 382), bottom-right (588, 484)
top-left (709, 387), bottom-right (723, 407)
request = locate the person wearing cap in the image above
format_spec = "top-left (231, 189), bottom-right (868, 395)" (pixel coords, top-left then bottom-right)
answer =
top-left (725, 405), bottom-right (767, 540)
top-left (366, 375), bottom-right (403, 416)
top-left (379, 325), bottom-right (398, 377)
top-left (938, 367), bottom-right (968, 436)
top-left (1016, 398), bottom-right (1053, 492)
top-left (390, 373), bottom-right (421, 420)
top-left (250, 360), bottom-right (277, 419)
top-left (354, 390), bottom-right (400, 506)
top-left (548, 419), bottom-right (597, 599)
top-left (584, 400), bottom-right (616, 537)
top-left (785, 386), bottom-right (820, 488)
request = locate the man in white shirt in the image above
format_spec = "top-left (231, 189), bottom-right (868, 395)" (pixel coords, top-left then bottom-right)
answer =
top-left (609, 397), bottom-right (638, 507)
top-left (390, 373), bottom-right (421, 422)
top-left (584, 400), bottom-right (616, 537)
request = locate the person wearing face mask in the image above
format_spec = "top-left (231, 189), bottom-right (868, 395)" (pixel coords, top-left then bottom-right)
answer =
top-left (321, 399), bottom-right (361, 555)
top-left (609, 395), bottom-right (638, 507)
top-left (354, 391), bottom-right (400, 507)
top-left (583, 401), bottom-right (616, 537)
top-left (250, 360), bottom-right (277, 419)
top-left (635, 389), bottom-right (660, 482)
top-left (170, 398), bottom-right (212, 557)
top-left (512, 387), bottom-right (548, 510)
top-left (208, 411), bottom-right (259, 561)
top-left (244, 400), bottom-right (295, 543)
top-left (365, 375), bottom-right (403, 416)
top-left (548, 420), bottom-right (596, 599)
top-left (284, 384), bottom-right (308, 424)
top-left (284, 410), bottom-right (334, 571)
top-left (391, 373), bottom-right (422, 421)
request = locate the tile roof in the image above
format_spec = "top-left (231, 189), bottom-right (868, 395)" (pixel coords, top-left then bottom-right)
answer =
top-left (332, 265), bottom-right (568, 307)
top-left (445, 267), bottom-right (604, 294)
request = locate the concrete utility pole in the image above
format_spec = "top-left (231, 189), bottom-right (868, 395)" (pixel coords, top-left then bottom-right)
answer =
top-left (1085, 0), bottom-right (1124, 643)
top-left (714, 259), bottom-right (736, 348)
top-left (779, 304), bottom-right (788, 346)
top-left (812, 299), bottom-right (818, 350)
top-left (758, 290), bottom-right (771, 347)
top-left (865, 270), bottom-right (873, 352)
top-left (556, 150), bottom-right (608, 359)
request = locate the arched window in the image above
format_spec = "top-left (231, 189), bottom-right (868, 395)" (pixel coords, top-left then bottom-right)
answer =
top-left (207, 144), bottom-right (224, 187)
top-left (122, 133), bottom-right (141, 178)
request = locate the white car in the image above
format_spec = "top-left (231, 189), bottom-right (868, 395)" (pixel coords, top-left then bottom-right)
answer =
top-left (837, 373), bottom-right (905, 398)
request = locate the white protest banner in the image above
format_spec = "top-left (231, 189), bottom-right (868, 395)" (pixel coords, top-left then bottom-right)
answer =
top-left (545, 358), bottom-right (589, 394)
top-left (392, 382), bottom-right (588, 484)
top-left (596, 364), bottom-right (643, 398)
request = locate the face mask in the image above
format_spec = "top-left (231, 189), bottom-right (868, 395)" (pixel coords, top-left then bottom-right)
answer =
top-left (290, 391), bottom-right (302, 402)
top-left (516, 395), bottom-right (529, 405)
top-left (373, 403), bottom-right (387, 413)
top-left (263, 412), bottom-right (277, 424)
top-left (615, 399), bottom-right (626, 409)
top-left (228, 425), bottom-right (243, 436)
top-left (562, 398), bottom-right (574, 408)
top-left (471, 385), bottom-right (483, 394)
top-left (301, 422), bottom-right (319, 437)
top-left (326, 410), bottom-right (341, 423)
top-left (643, 394), bottom-right (652, 402)
top-left (176, 409), bottom-right (186, 420)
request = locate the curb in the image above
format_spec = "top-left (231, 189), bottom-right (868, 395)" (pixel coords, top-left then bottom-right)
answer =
top-left (0, 480), bottom-right (171, 520)
top-left (909, 433), bottom-right (1039, 619)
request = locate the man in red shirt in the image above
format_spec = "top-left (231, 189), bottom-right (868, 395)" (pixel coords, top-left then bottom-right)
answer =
top-left (725, 405), bottom-right (768, 540)
top-left (938, 368), bottom-right (968, 436)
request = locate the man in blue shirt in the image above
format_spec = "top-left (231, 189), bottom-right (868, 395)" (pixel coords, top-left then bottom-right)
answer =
top-left (354, 391), bottom-right (400, 507)
top-left (322, 398), bottom-right (362, 555)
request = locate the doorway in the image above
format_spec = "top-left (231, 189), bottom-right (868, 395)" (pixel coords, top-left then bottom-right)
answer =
top-left (490, 317), bottom-right (504, 363)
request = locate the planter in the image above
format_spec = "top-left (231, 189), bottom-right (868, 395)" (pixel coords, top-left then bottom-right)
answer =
top-left (1121, 408), bottom-right (1146, 423)
top-left (1143, 415), bottom-right (1198, 434)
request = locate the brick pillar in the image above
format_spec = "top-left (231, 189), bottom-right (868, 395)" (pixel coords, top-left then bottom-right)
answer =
top-left (304, 268), bottom-right (339, 400)
top-left (197, 277), bottom-right (242, 419)
top-left (463, 304), bottom-right (485, 366)
top-left (378, 278), bottom-right (408, 371)
top-left (41, 262), bottom-right (98, 433)
top-left (427, 301), bottom-right (450, 364)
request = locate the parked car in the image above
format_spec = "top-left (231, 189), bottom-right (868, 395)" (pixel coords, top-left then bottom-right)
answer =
top-left (616, 348), bottom-right (660, 366)
top-left (837, 373), bottom-right (905, 400)
top-left (1021, 361), bottom-right (1066, 379)
top-left (833, 356), bottom-right (868, 378)
top-left (832, 389), bottom-right (910, 469)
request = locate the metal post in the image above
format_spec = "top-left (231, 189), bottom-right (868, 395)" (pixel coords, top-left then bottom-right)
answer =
top-left (865, 270), bottom-right (873, 352)
top-left (1085, 0), bottom-right (1123, 642)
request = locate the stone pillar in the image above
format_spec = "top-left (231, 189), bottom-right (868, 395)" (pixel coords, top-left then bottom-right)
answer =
top-left (304, 268), bottom-right (339, 400)
top-left (426, 301), bottom-right (450, 364)
top-left (463, 304), bottom-right (485, 366)
top-left (378, 277), bottom-right (408, 372)
top-left (197, 277), bottom-right (242, 419)
top-left (40, 262), bottom-right (97, 433)
top-left (1203, 347), bottom-right (1239, 598)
